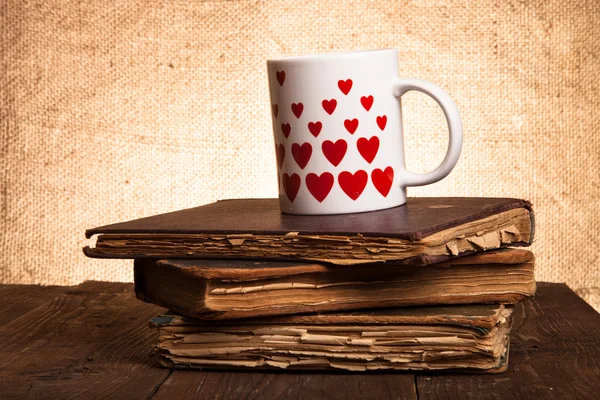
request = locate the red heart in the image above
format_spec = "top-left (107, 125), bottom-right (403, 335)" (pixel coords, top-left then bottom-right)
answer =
top-left (338, 79), bottom-right (353, 95)
top-left (281, 123), bottom-right (291, 138)
top-left (291, 103), bottom-right (304, 119)
top-left (306, 172), bottom-right (334, 203)
top-left (322, 99), bottom-right (337, 115)
top-left (322, 139), bottom-right (347, 167)
top-left (276, 71), bottom-right (285, 86)
top-left (308, 121), bottom-right (322, 137)
top-left (282, 173), bottom-right (300, 202)
top-left (272, 104), bottom-right (278, 118)
top-left (338, 170), bottom-right (368, 200)
top-left (291, 142), bottom-right (312, 170)
top-left (371, 167), bottom-right (394, 197)
top-left (376, 115), bottom-right (387, 131)
top-left (360, 95), bottom-right (374, 111)
top-left (344, 119), bottom-right (359, 134)
top-left (277, 144), bottom-right (285, 169)
top-left (357, 136), bottom-right (380, 164)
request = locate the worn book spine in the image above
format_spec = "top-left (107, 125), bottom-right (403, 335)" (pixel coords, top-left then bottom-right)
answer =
top-left (134, 250), bottom-right (535, 320)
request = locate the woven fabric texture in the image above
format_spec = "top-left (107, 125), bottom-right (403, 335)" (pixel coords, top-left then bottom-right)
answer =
top-left (1, 1), bottom-right (598, 310)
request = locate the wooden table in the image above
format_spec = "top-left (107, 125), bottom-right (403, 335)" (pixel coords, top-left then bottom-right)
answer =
top-left (0, 282), bottom-right (598, 399)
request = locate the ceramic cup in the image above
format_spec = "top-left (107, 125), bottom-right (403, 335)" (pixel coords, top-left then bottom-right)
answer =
top-left (267, 48), bottom-right (463, 215)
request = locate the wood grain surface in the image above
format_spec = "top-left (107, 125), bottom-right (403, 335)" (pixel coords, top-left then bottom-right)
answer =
top-left (0, 282), bottom-right (169, 399)
top-left (0, 284), bottom-right (65, 325)
top-left (0, 281), bottom-right (598, 400)
top-left (153, 371), bottom-right (417, 400)
top-left (416, 283), bottom-right (600, 400)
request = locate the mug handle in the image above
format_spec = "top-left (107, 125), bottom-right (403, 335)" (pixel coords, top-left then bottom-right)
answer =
top-left (391, 78), bottom-right (463, 187)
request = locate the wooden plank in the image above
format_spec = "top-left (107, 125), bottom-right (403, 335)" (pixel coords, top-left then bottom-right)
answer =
top-left (416, 282), bottom-right (600, 399)
top-left (153, 370), bottom-right (417, 400)
top-left (1, 281), bottom-right (598, 399)
top-left (0, 281), bottom-right (170, 400)
top-left (0, 284), bottom-right (66, 325)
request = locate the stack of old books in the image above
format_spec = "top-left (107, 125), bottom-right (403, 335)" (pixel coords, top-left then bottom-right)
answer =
top-left (85, 197), bottom-right (535, 373)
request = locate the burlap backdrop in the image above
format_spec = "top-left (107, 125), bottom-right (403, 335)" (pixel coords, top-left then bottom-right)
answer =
top-left (1, 1), bottom-right (599, 309)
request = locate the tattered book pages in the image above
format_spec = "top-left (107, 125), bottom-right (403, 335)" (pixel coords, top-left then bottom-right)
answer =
top-left (150, 304), bottom-right (513, 373)
top-left (85, 197), bottom-right (534, 264)
top-left (135, 249), bottom-right (535, 320)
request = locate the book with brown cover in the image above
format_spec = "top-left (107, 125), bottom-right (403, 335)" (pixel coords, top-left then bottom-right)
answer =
top-left (85, 197), bottom-right (534, 265)
top-left (150, 302), bottom-right (514, 372)
top-left (134, 249), bottom-right (535, 320)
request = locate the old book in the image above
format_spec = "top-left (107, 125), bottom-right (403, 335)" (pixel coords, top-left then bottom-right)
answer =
top-left (150, 303), bottom-right (514, 373)
top-left (85, 197), bottom-right (534, 265)
top-left (134, 249), bottom-right (535, 320)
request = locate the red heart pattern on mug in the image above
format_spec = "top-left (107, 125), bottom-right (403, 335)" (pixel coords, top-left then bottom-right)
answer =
top-left (276, 71), bottom-right (286, 86)
top-left (282, 173), bottom-right (300, 202)
top-left (281, 123), bottom-right (291, 138)
top-left (338, 79), bottom-right (353, 95)
top-left (360, 95), bottom-right (374, 111)
top-left (308, 121), bottom-right (322, 137)
top-left (277, 144), bottom-right (285, 168)
top-left (357, 136), bottom-right (380, 164)
top-left (274, 74), bottom-right (397, 204)
top-left (322, 139), bottom-right (347, 167)
top-left (322, 99), bottom-right (337, 115)
top-left (291, 103), bottom-right (304, 119)
top-left (371, 167), bottom-right (394, 197)
top-left (306, 172), bottom-right (334, 202)
top-left (376, 115), bottom-right (387, 131)
top-left (292, 142), bottom-right (312, 169)
top-left (344, 119), bottom-right (359, 134)
top-left (338, 170), bottom-right (368, 200)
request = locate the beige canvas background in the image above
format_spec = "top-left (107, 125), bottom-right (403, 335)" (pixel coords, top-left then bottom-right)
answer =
top-left (1, 0), bottom-right (598, 310)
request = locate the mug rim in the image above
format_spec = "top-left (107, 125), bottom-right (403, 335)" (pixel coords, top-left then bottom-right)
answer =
top-left (267, 48), bottom-right (397, 64)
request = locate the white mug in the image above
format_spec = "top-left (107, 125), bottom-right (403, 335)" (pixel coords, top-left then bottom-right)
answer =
top-left (267, 49), bottom-right (462, 215)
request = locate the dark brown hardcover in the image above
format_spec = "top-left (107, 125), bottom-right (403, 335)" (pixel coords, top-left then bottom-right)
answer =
top-left (84, 197), bottom-right (534, 262)
top-left (86, 197), bottom-right (532, 239)
top-left (150, 303), bottom-right (508, 331)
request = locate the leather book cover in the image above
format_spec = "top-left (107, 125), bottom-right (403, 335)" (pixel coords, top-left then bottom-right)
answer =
top-left (150, 303), bottom-right (508, 331)
top-left (85, 197), bottom-right (534, 264)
